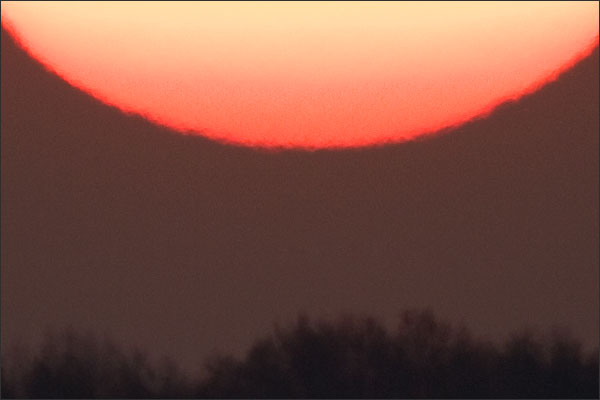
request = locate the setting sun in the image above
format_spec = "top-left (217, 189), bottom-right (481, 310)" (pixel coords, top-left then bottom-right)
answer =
top-left (1, 1), bottom-right (598, 148)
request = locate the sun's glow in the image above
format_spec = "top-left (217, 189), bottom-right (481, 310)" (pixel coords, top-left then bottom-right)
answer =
top-left (1, 1), bottom-right (598, 148)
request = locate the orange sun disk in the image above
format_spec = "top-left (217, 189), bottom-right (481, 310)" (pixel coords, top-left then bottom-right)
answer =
top-left (1, 1), bottom-right (598, 148)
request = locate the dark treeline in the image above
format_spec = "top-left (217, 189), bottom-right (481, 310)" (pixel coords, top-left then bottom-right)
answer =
top-left (1, 310), bottom-right (598, 399)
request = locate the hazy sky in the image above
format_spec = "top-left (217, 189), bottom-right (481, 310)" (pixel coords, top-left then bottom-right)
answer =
top-left (1, 15), bottom-right (598, 374)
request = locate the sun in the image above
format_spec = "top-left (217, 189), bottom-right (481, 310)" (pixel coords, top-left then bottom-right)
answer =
top-left (1, 1), bottom-right (598, 148)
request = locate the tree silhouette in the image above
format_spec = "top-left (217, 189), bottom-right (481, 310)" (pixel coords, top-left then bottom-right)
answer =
top-left (1, 310), bottom-right (598, 398)
top-left (196, 311), bottom-right (599, 398)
